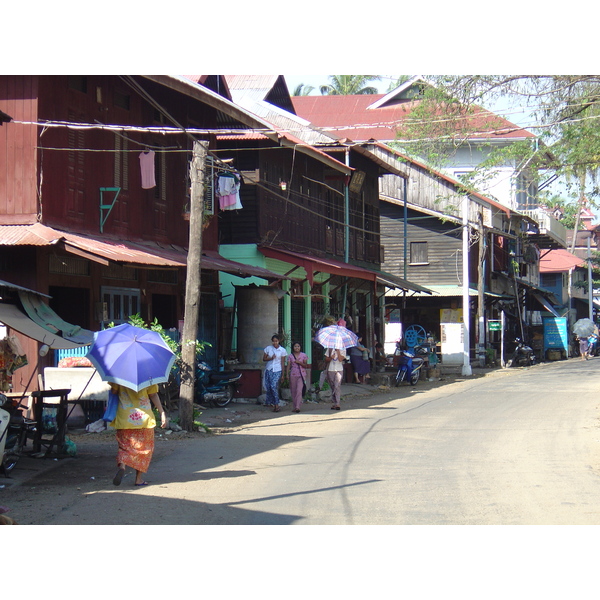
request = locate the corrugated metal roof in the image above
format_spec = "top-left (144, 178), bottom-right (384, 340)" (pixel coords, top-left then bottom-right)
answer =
top-left (387, 284), bottom-right (479, 297)
top-left (0, 224), bottom-right (286, 279)
top-left (292, 94), bottom-right (535, 143)
top-left (539, 248), bottom-right (586, 273)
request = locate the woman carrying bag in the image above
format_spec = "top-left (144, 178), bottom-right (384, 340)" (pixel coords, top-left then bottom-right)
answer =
top-left (287, 342), bottom-right (309, 413)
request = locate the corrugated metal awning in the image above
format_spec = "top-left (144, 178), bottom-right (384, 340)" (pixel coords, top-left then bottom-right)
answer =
top-left (258, 246), bottom-right (427, 292)
top-left (0, 224), bottom-right (285, 279)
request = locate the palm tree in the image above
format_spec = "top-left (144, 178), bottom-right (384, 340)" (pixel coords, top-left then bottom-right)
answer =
top-left (292, 83), bottom-right (315, 96)
top-left (319, 75), bottom-right (381, 95)
top-left (386, 75), bottom-right (412, 92)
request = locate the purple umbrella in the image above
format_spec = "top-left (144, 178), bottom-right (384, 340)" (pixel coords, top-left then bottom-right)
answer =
top-left (314, 324), bottom-right (359, 349)
top-left (86, 323), bottom-right (175, 392)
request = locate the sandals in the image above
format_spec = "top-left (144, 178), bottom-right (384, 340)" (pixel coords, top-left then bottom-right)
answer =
top-left (113, 467), bottom-right (125, 486)
top-left (273, 406), bottom-right (280, 412)
top-left (331, 405), bottom-right (340, 410)
top-left (135, 481), bottom-right (149, 487)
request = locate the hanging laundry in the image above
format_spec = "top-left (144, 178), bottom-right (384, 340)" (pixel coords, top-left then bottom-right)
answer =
top-left (217, 171), bottom-right (243, 211)
top-left (139, 150), bottom-right (156, 189)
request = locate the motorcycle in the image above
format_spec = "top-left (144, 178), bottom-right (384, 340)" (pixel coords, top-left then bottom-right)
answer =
top-left (506, 338), bottom-right (536, 367)
top-left (195, 361), bottom-right (242, 407)
top-left (394, 344), bottom-right (427, 386)
top-left (0, 394), bottom-right (36, 475)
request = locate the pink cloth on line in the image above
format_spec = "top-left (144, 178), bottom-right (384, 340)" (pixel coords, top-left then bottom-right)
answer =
top-left (139, 151), bottom-right (156, 189)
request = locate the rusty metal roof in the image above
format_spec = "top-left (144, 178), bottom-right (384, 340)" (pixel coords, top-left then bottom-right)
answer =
top-left (0, 224), bottom-right (285, 279)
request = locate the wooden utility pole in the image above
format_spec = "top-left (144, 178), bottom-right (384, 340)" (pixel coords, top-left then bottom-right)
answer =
top-left (179, 140), bottom-right (208, 431)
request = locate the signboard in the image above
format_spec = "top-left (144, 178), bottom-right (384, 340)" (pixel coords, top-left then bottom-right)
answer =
top-left (488, 320), bottom-right (502, 331)
top-left (543, 316), bottom-right (568, 356)
top-left (440, 322), bottom-right (465, 365)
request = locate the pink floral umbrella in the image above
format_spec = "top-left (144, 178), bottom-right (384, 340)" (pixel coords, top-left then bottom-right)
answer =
top-left (314, 325), bottom-right (359, 349)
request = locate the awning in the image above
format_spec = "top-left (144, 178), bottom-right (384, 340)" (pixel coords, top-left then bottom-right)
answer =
top-left (376, 270), bottom-right (433, 294)
top-left (531, 292), bottom-right (561, 318)
top-left (202, 250), bottom-right (287, 280)
top-left (0, 223), bottom-right (285, 279)
top-left (0, 303), bottom-right (85, 349)
top-left (258, 246), bottom-right (427, 292)
top-left (388, 284), bottom-right (478, 298)
top-left (19, 291), bottom-right (94, 345)
top-left (0, 279), bottom-right (93, 347)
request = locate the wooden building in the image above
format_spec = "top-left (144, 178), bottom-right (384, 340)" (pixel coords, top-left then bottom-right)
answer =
top-left (0, 74), bottom-right (286, 392)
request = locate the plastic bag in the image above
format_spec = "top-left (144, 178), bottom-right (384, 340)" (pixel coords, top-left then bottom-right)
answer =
top-left (62, 437), bottom-right (77, 457)
top-left (102, 391), bottom-right (119, 422)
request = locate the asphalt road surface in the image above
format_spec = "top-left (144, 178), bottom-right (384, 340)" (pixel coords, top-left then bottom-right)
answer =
top-left (4, 358), bottom-right (600, 525)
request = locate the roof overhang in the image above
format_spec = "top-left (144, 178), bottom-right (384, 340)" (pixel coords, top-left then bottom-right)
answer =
top-left (0, 224), bottom-right (285, 280)
top-left (258, 246), bottom-right (427, 293)
top-left (387, 284), bottom-right (478, 298)
top-left (531, 292), bottom-right (561, 318)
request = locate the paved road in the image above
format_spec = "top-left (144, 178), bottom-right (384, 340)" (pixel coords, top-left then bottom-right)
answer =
top-left (4, 359), bottom-right (600, 524)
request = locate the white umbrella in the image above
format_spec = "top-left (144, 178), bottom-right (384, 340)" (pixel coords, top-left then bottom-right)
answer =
top-left (573, 318), bottom-right (596, 338)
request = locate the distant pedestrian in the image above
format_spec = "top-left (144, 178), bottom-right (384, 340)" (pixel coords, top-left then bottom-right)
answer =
top-left (287, 342), bottom-right (309, 413)
top-left (348, 335), bottom-right (371, 383)
top-left (325, 346), bottom-right (346, 410)
top-left (578, 335), bottom-right (590, 360)
top-left (263, 334), bottom-right (288, 412)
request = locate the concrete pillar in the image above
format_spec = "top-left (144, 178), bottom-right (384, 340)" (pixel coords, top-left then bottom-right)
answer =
top-left (236, 286), bottom-right (280, 364)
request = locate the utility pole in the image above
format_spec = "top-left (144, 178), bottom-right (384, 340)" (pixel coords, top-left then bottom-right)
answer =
top-left (462, 194), bottom-right (472, 376)
top-left (179, 140), bottom-right (208, 431)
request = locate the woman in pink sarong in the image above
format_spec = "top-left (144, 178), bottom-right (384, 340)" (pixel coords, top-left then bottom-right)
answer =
top-left (287, 342), bottom-right (309, 413)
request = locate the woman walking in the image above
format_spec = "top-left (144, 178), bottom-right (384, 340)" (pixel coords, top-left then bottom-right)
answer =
top-left (263, 334), bottom-right (288, 412)
top-left (287, 341), bottom-right (309, 413)
top-left (325, 346), bottom-right (346, 410)
top-left (110, 383), bottom-right (167, 487)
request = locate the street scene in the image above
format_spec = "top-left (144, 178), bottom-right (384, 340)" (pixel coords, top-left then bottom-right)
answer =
top-left (2, 357), bottom-right (600, 526)
top-left (0, 0), bottom-right (599, 562)
top-left (2, 72), bottom-right (600, 596)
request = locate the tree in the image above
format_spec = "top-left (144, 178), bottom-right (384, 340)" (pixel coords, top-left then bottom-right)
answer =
top-left (292, 83), bottom-right (315, 96)
top-left (319, 75), bottom-right (381, 95)
top-left (392, 76), bottom-right (600, 238)
top-left (386, 75), bottom-right (412, 92)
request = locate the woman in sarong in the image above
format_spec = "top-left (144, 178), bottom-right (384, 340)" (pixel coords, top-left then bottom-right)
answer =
top-left (109, 383), bottom-right (167, 487)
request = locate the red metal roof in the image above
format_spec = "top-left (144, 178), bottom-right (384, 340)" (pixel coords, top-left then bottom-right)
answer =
top-left (292, 94), bottom-right (535, 143)
top-left (539, 248), bottom-right (586, 273)
top-left (0, 224), bottom-right (285, 279)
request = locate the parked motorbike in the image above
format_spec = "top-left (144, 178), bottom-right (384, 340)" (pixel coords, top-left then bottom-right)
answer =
top-left (394, 344), bottom-right (427, 386)
top-left (506, 338), bottom-right (536, 367)
top-left (0, 394), bottom-right (36, 475)
top-left (195, 361), bottom-right (242, 407)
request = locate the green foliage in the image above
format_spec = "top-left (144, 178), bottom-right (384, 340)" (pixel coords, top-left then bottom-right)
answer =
top-left (110, 314), bottom-right (211, 373)
top-left (292, 83), bottom-right (315, 96)
top-left (193, 407), bottom-right (210, 432)
top-left (320, 75), bottom-right (381, 96)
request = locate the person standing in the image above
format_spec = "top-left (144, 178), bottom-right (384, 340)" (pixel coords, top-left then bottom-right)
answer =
top-left (325, 346), bottom-right (346, 410)
top-left (110, 383), bottom-right (167, 487)
top-left (348, 335), bottom-right (371, 383)
top-left (263, 334), bottom-right (288, 412)
top-left (287, 342), bottom-right (309, 413)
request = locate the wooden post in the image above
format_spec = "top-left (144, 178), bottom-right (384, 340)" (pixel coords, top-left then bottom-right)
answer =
top-left (179, 140), bottom-right (208, 431)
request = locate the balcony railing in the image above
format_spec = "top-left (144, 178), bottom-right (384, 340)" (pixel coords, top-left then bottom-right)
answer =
top-left (520, 209), bottom-right (567, 248)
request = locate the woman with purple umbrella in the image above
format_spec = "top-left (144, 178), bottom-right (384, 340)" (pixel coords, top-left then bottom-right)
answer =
top-left (110, 384), bottom-right (167, 487)
top-left (86, 323), bottom-right (174, 487)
